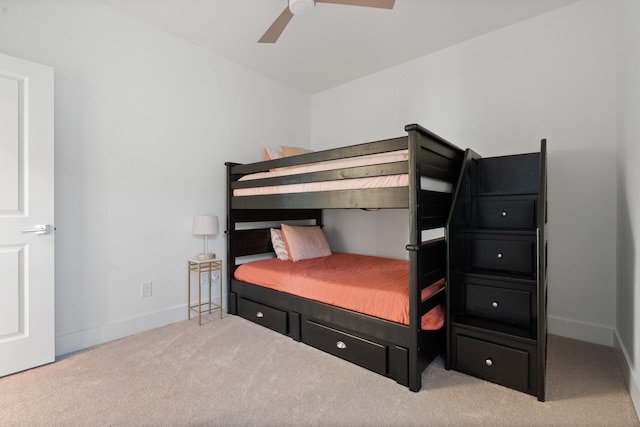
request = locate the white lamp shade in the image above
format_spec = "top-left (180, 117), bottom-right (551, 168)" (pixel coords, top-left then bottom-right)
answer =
top-left (192, 215), bottom-right (219, 236)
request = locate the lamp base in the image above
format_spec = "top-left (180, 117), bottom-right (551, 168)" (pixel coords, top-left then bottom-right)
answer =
top-left (196, 253), bottom-right (215, 260)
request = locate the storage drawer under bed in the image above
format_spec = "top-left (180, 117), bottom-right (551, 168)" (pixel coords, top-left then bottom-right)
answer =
top-left (237, 297), bottom-right (288, 335)
top-left (301, 318), bottom-right (387, 375)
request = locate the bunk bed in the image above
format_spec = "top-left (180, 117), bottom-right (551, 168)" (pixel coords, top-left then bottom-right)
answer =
top-left (225, 124), bottom-right (464, 391)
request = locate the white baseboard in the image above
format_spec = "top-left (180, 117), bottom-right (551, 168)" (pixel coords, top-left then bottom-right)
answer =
top-left (547, 315), bottom-right (614, 346)
top-left (614, 331), bottom-right (640, 421)
top-left (55, 292), bottom-right (226, 357)
top-left (59, 309), bottom-right (610, 355)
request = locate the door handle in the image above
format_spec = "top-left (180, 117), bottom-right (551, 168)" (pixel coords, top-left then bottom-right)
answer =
top-left (21, 224), bottom-right (51, 235)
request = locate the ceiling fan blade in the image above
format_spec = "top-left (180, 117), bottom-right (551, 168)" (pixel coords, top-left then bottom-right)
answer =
top-left (258, 6), bottom-right (294, 43)
top-left (316, 0), bottom-right (395, 9)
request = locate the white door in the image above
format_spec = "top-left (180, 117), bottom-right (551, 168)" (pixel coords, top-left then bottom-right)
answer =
top-left (0, 52), bottom-right (54, 377)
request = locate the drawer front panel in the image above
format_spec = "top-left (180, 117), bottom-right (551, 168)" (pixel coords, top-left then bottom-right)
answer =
top-left (465, 283), bottom-right (532, 327)
top-left (303, 319), bottom-right (387, 375)
top-left (476, 200), bottom-right (535, 229)
top-left (471, 239), bottom-right (534, 274)
top-left (238, 297), bottom-right (287, 335)
top-left (456, 334), bottom-right (529, 392)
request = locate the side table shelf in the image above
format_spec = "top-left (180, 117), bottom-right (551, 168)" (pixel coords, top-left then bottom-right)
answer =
top-left (188, 258), bottom-right (223, 325)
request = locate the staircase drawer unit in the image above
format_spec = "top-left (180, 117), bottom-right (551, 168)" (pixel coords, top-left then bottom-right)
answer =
top-left (447, 144), bottom-right (547, 401)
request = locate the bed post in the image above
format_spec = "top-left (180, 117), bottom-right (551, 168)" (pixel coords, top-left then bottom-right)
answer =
top-left (405, 124), bottom-right (465, 391)
top-left (225, 162), bottom-right (241, 315)
top-left (406, 126), bottom-right (422, 392)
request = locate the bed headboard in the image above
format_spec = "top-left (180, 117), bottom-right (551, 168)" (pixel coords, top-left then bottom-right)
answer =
top-left (225, 202), bottom-right (322, 273)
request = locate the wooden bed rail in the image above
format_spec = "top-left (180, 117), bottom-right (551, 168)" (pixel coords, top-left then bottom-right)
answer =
top-left (407, 237), bottom-right (447, 317)
top-left (230, 136), bottom-right (408, 176)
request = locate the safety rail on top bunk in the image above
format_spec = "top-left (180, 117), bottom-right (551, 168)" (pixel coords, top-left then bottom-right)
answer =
top-left (227, 124), bottom-right (464, 211)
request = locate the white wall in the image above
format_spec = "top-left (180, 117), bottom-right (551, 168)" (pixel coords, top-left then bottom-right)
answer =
top-left (312, 0), bottom-right (617, 346)
top-left (0, 0), bottom-right (625, 367)
top-left (0, 0), bottom-right (309, 355)
top-left (616, 0), bottom-right (640, 417)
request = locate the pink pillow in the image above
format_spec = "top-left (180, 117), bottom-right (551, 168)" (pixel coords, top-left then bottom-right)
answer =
top-left (270, 228), bottom-right (289, 261)
top-left (281, 146), bottom-right (313, 157)
top-left (281, 224), bottom-right (332, 262)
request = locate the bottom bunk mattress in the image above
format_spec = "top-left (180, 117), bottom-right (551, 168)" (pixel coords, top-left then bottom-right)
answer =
top-left (233, 253), bottom-right (444, 330)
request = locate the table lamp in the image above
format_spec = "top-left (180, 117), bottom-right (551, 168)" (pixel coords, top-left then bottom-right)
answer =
top-left (193, 215), bottom-right (218, 260)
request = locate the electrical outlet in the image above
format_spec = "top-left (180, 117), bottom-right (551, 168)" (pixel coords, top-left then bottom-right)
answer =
top-left (141, 282), bottom-right (152, 298)
top-left (201, 272), bottom-right (209, 287)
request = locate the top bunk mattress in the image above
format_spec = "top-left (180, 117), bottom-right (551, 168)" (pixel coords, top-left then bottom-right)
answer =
top-left (233, 150), bottom-right (409, 197)
top-left (233, 252), bottom-right (444, 330)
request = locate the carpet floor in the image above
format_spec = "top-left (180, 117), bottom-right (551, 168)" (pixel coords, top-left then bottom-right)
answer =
top-left (1, 314), bottom-right (638, 426)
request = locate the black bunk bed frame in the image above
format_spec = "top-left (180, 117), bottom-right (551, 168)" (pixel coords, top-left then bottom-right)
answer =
top-left (225, 124), bottom-right (464, 391)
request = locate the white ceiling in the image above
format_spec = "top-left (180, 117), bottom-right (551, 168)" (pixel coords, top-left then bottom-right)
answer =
top-left (98, 0), bottom-right (578, 94)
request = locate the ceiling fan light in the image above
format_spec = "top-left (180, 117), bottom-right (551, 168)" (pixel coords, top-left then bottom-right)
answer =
top-left (289, 0), bottom-right (315, 16)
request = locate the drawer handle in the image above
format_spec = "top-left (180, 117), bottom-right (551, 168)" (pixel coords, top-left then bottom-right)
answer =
top-left (485, 358), bottom-right (493, 367)
top-left (336, 341), bottom-right (347, 350)
top-left (256, 311), bottom-right (264, 318)
top-left (501, 211), bottom-right (507, 217)
top-left (497, 253), bottom-right (503, 259)
top-left (491, 301), bottom-right (499, 308)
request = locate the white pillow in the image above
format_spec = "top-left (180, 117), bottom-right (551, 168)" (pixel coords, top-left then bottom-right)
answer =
top-left (270, 228), bottom-right (289, 261)
top-left (264, 147), bottom-right (284, 161)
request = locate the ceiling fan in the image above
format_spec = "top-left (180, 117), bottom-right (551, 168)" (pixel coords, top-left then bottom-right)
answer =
top-left (259, 0), bottom-right (395, 43)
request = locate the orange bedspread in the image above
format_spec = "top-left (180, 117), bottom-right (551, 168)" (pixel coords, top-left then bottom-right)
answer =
top-left (233, 253), bottom-right (445, 330)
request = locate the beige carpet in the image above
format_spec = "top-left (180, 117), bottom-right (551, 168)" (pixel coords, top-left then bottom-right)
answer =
top-left (1, 314), bottom-right (638, 426)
